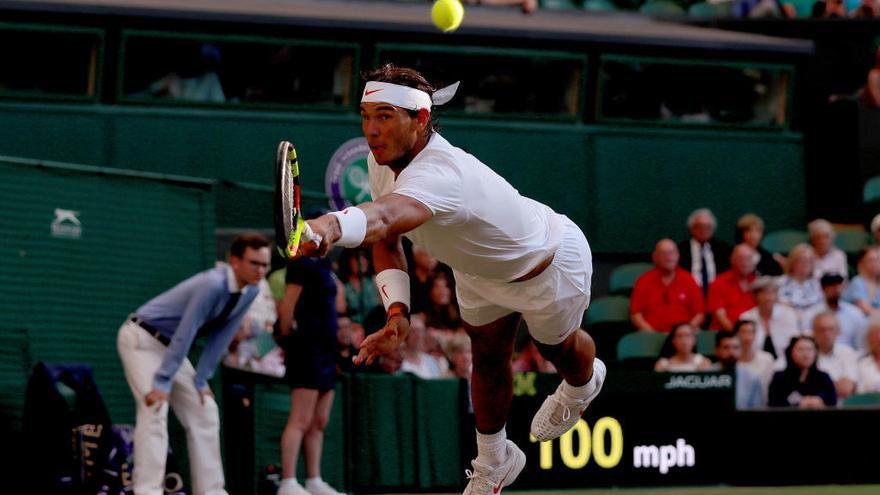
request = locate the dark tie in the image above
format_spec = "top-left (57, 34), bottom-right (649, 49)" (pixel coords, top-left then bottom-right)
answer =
top-left (197, 292), bottom-right (242, 339)
top-left (763, 334), bottom-right (777, 359)
top-left (700, 245), bottom-right (710, 296)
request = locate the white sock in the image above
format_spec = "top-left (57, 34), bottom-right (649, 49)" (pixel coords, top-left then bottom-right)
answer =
top-left (562, 367), bottom-right (597, 400)
top-left (305, 477), bottom-right (322, 487)
top-left (280, 477), bottom-right (301, 488)
top-left (475, 427), bottom-right (508, 466)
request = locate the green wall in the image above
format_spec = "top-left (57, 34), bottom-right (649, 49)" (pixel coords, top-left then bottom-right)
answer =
top-left (0, 102), bottom-right (805, 253)
top-left (0, 157), bottom-right (216, 425)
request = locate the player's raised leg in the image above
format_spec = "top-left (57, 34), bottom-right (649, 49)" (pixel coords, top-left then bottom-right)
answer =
top-left (462, 312), bottom-right (527, 495)
top-left (531, 329), bottom-right (606, 442)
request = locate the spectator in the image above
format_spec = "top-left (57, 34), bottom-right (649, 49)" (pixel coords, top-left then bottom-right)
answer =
top-left (871, 214), bottom-right (880, 245)
top-left (336, 314), bottom-right (360, 374)
top-left (445, 333), bottom-right (473, 380)
top-left (735, 213), bottom-right (783, 276)
top-left (410, 243), bottom-right (440, 314)
top-left (768, 336), bottom-right (837, 408)
top-left (863, 46), bottom-right (880, 107)
top-left (117, 233), bottom-right (269, 495)
top-left (630, 238), bottom-right (705, 332)
top-left (856, 323), bottom-right (880, 393)
top-left (275, 239), bottom-right (345, 495)
top-left (338, 248), bottom-right (382, 326)
top-left (812, 312), bottom-right (858, 402)
top-left (778, 243), bottom-right (824, 329)
top-left (812, 0), bottom-right (847, 17)
top-left (401, 313), bottom-right (446, 379)
top-left (739, 276), bottom-right (800, 361)
top-left (808, 219), bottom-right (848, 281)
top-left (424, 271), bottom-right (463, 331)
top-left (842, 246), bottom-right (880, 317)
top-left (802, 273), bottom-right (869, 355)
top-left (707, 244), bottom-right (758, 330)
top-left (654, 323), bottom-right (713, 372)
top-left (733, 319), bottom-right (777, 397)
top-left (146, 42), bottom-right (225, 103)
top-left (851, 0), bottom-right (878, 18)
top-left (710, 330), bottom-right (766, 409)
top-left (679, 208), bottom-right (732, 297)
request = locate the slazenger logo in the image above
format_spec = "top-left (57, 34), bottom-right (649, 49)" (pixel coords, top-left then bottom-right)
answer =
top-left (664, 374), bottom-right (732, 390)
top-left (325, 137), bottom-right (371, 211)
top-left (51, 208), bottom-right (82, 239)
top-left (633, 438), bottom-right (695, 474)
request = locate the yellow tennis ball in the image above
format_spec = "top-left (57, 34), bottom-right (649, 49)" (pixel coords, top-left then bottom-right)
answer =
top-left (431, 0), bottom-right (464, 33)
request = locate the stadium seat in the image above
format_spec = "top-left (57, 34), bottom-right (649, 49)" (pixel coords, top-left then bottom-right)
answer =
top-left (616, 331), bottom-right (666, 369)
top-left (786, 0), bottom-right (814, 17)
top-left (862, 176), bottom-right (880, 204)
top-left (584, 295), bottom-right (633, 362)
top-left (843, 392), bottom-right (880, 408)
top-left (761, 229), bottom-right (809, 255)
top-left (834, 229), bottom-right (868, 256)
top-left (639, 0), bottom-right (686, 16)
top-left (609, 262), bottom-right (653, 295)
top-left (583, 0), bottom-right (617, 10)
top-left (695, 330), bottom-right (717, 358)
top-left (687, 1), bottom-right (731, 17)
top-left (541, 0), bottom-right (584, 8)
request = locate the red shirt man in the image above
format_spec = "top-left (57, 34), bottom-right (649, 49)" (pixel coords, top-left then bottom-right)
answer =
top-left (631, 239), bottom-right (705, 332)
top-left (708, 244), bottom-right (758, 330)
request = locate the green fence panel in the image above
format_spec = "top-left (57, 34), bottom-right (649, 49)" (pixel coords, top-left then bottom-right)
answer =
top-left (0, 157), bottom-right (215, 425)
top-left (413, 377), bottom-right (465, 489)
top-left (349, 373), bottom-right (417, 490)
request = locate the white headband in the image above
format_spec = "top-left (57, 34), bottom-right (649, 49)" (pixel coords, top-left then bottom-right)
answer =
top-left (361, 81), bottom-right (460, 112)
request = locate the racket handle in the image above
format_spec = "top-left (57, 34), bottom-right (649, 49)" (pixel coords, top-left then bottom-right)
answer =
top-left (302, 221), bottom-right (323, 246)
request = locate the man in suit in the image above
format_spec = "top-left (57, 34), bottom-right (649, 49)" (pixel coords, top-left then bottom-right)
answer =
top-left (678, 208), bottom-right (732, 298)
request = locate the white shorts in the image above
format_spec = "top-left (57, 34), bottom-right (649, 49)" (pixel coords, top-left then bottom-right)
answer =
top-left (454, 215), bottom-right (592, 345)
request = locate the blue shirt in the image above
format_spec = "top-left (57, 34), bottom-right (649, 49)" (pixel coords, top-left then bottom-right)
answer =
top-left (136, 265), bottom-right (258, 393)
top-left (842, 275), bottom-right (880, 310)
top-left (736, 365), bottom-right (766, 409)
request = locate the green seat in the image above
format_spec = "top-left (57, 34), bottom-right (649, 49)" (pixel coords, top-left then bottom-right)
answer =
top-left (617, 331), bottom-right (666, 361)
top-left (786, 0), bottom-right (815, 17)
top-left (835, 230), bottom-right (869, 256)
top-left (254, 331), bottom-right (278, 358)
top-left (761, 229), bottom-right (809, 255)
top-left (583, 0), bottom-right (617, 10)
top-left (585, 295), bottom-right (631, 326)
top-left (843, 392), bottom-right (880, 408)
top-left (695, 330), bottom-right (717, 358)
top-left (639, 0), bottom-right (686, 16)
top-left (609, 262), bottom-right (653, 295)
top-left (865, 176), bottom-right (880, 203)
top-left (687, 1), bottom-right (730, 17)
top-left (541, 0), bottom-right (583, 8)
top-left (585, 296), bottom-right (633, 363)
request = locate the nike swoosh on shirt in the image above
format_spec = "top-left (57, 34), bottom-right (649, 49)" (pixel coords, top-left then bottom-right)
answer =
top-left (364, 89), bottom-right (384, 96)
top-left (381, 284), bottom-right (389, 298)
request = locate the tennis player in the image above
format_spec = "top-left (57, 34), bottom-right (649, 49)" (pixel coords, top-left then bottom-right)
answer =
top-left (301, 64), bottom-right (605, 495)
top-left (117, 234), bottom-right (270, 495)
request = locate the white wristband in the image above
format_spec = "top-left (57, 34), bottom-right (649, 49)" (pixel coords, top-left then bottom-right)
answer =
top-left (329, 207), bottom-right (367, 248)
top-left (375, 269), bottom-right (411, 312)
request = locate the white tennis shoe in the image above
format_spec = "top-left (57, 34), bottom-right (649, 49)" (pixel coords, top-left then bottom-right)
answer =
top-left (305, 478), bottom-right (346, 495)
top-left (277, 479), bottom-right (310, 495)
top-left (530, 357), bottom-right (606, 442)
top-left (463, 440), bottom-right (526, 495)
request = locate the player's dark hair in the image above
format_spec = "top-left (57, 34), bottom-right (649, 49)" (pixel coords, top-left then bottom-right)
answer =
top-left (364, 63), bottom-right (439, 135)
top-left (229, 233), bottom-right (269, 258)
top-left (715, 330), bottom-right (736, 348)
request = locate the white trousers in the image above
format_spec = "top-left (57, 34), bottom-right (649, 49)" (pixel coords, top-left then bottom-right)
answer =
top-left (117, 320), bottom-right (228, 495)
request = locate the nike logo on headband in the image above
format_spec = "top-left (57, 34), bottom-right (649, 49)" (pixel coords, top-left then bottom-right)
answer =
top-left (364, 89), bottom-right (384, 96)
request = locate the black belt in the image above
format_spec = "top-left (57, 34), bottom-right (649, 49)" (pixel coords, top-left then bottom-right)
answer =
top-left (130, 316), bottom-right (171, 346)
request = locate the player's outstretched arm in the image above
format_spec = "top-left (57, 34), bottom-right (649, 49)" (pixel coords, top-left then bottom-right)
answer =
top-left (301, 193), bottom-right (431, 256)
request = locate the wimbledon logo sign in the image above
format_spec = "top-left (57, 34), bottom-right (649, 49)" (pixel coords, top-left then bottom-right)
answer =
top-left (325, 137), bottom-right (371, 211)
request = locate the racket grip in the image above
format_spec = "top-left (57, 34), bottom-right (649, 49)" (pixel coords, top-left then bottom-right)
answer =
top-left (302, 222), bottom-right (323, 246)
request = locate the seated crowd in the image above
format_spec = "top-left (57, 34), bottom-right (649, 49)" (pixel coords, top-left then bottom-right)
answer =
top-left (630, 208), bottom-right (880, 409)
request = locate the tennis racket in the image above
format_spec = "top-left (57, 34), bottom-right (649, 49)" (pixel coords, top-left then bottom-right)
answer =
top-left (274, 140), bottom-right (322, 258)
